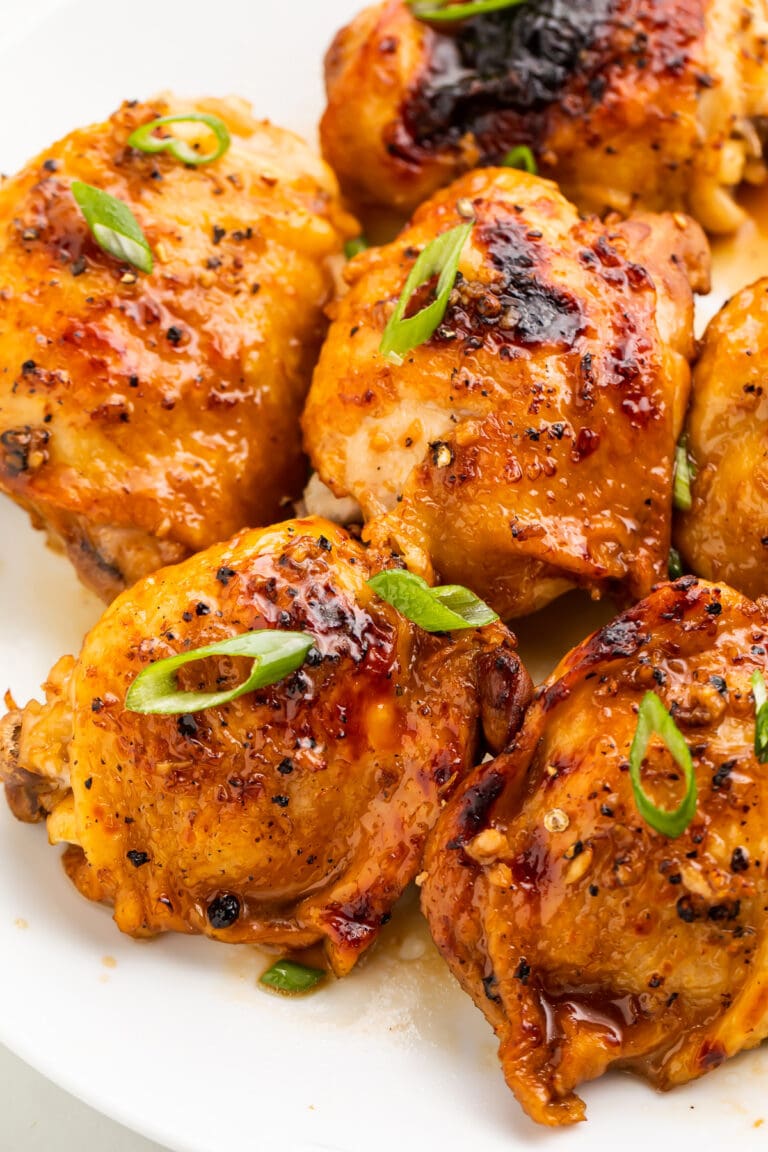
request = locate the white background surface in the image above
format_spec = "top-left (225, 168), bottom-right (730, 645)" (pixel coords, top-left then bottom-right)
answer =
top-left (2, 0), bottom-right (768, 1149)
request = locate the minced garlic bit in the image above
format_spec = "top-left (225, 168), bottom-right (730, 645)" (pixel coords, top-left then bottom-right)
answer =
top-left (415, 870), bottom-right (428, 887)
top-left (433, 443), bottom-right (453, 468)
top-left (466, 827), bottom-right (507, 863)
top-left (543, 807), bottom-right (569, 833)
top-left (456, 197), bottom-right (474, 219)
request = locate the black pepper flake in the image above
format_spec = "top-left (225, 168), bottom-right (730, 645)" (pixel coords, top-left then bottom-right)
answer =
top-left (317, 535), bottom-right (332, 552)
top-left (21, 360), bottom-right (36, 375)
top-left (731, 847), bottom-right (750, 873)
top-left (177, 714), bottom-right (198, 738)
top-left (42, 159), bottom-right (58, 172)
top-left (166, 326), bottom-right (183, 345)
top-left (216, 566), bottom-right (236, 585)
top-left (482, 973), bottom-right (502, 1003)
top-left (600, 804), bottom-right (614, 818)
top-left (207, 892), bottom-right (241, 928)
top-left (127, 850), bottom-right (150, 868)
top-left (91, 697), bottom-right (104, 713)
top-left (84, 777), bottom-right (93, 790)
top-left (676, 896), bottom-right (698, 923)
top-left (271, 794), bottom-right (290, 807)
top-left (709, 674), bottom-right (727, 695)
top-left (212, 225), bottom-right (226, 245)
top-left (513, 959), bottom-right (531, 984)
top-left (277, 758), bottom-right (294, 775)
top-left (705, 601), bottom-right (722, 616)
top-left (196, 601), bottom-right (210, 616)
top-left (71, 256), bottom-right (86, 277)
top-left (589, 884), bottom-right (599, 896)
top-left (648, 974), bottom-right (663, 988)
top-left (128, 375), bottom-right (139, 388)
top-left (182, 611), bottom-right (193, 622)
top-left (712, 760), bottom-right (735, 790)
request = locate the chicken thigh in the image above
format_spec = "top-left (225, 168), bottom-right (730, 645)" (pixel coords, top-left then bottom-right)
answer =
top-left (320, 0), bottom-right (768, 233)
top-left (303, 167), bottom-right (709, 618)
top-left (422, 576), bottom-right (768, 1125)
top-left (675, 279), bottom-right (768, 599)
top-left (0, 96), bottom-right (354, 600)
top-left (0, 517), bottom-right (530, 975)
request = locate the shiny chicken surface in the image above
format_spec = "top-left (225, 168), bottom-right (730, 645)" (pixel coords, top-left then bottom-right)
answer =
top-left (676, 278), bottom-right (768, 599)
top-left (0, 517), bottom-right (531, 975)
top-left (303, 167), bottom-right (709, 619)
top-left (320, 0), bottom-right (768, 233)
top-left (0, 96), bottom-right (355, 600)
top-left (422, 576), bottom-right (768, 1125)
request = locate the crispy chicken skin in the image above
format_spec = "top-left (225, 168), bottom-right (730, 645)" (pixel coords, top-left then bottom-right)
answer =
top-left (0, 96), bottom-right (355, 600)
top-left (676, 279), bottom-right (768, 599)
top-left (303, 168), bottom-right (709, 619)
top-left (0, 517), bottom-right (531, 975)
top-left (422, 576), bottom-right (768, 1125)
top-left (320, 0), bottom-right (768, 233)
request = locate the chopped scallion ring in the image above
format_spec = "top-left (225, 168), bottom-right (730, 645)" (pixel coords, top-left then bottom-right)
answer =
top-left (408, 0), bottom-right (526, 21)
top-left (259, 959), bottom-right (326, 994)
top-left (379, 220), bottom-right (472, 358)
top-left (71, 181), bottom-right (153, 274)
top-left (668, 547), bottom-right (683, 580)
top-left (502, 145), bottom-right (537, 174)
top-left (125, 630), bottom-right (314, 715)
top-left (628, 691), bottom-right (697, 838)
top-left (751, 670), bottom-right (768, 763)
top-left (127, 113), bottom-right (231, 167)
top-left (673, 434), bottom-right (694, 511)
top-left (344, 235), bottom-right (369, 259)
top-left (367, 569), bottom-right (498, 632)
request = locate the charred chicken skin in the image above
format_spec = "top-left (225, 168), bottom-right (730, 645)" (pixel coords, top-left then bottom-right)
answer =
top-left (422, 576), bottom-right (768, 1125)
top-left (320, 0), bottom-right (768, 233)
top-left (676, 279), bottom-right (768, 599)
top-left (0, 517), bottom-right (531, 975)
top-left (0, 96), bottom-right (355, 600)
top-left (303, 167), bottom-right (709, 619)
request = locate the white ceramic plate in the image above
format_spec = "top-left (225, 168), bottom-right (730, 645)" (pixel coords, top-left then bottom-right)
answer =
top-left (1, 3), bottom-right (768, 1149)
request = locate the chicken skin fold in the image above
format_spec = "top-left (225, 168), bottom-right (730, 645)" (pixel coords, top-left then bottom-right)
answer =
top-left (320, 0), bottom-right (768, 233)
top-left (675, 279), bottom-right (768, 600)
top-left (422, 576), bottom-right (768, 1125)
top-left (0, 96), bottom-right (355, 600)
top-left (0, 517), bottom-right (531, 975)
top-left (303, 168), bottom-right (710, 619)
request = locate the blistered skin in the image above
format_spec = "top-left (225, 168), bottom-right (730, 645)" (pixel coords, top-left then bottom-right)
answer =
top-left (320, 0), bottom-right (768, 233)
top-left (0, 518), bottom-right (531, 975)
top-left (676, 279), bottom-right (768, 600)
top-left (0, 97), bottom-right (355, 600)
top-left (303, 168), bottom-right (709, 619)
top-left (422, 577), bottom-right (768, 1126)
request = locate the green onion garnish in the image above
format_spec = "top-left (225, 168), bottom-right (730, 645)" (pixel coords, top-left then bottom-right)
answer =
top-left (408, 0), bottom-right (526, 21)
top-left (668, 547), bottom-right (683, 579)
top-left (502, 145), bottom-right (537, 174)
top-left (379, 220), bottom-right (472, 359)
top-left (127, 113), bottom-right (230, 167)
top-left (751, 670), bottom-right (768, 763)
top-left (367, 569), bottom-right (498, 632)
top-left (125, 630), bottom-right (313, 715)
top-left (71, 181), bottom-right (153, 274)
top-left (673, 434), bottom-right (694, 511)
top-left (344, 235), bottom-right (369, 259)
top-left (259, 959), bottom-right (325, 994)
top-left (628, 691), bottom-right (697, 838)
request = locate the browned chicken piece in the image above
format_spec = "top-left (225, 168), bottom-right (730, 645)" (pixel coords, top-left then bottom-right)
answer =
top-left (320, 0), bottom-right (768, 233)
top-left (0, 517), bottom-right (531, 975)
top-left (675, 279), bottom-right (768, 599)
top-left (303, 167), bottom-right (710, 619)
top-left (0, 96), bottom-right (356, 601)
top-left (422, 576), bottom-right (768, 1126)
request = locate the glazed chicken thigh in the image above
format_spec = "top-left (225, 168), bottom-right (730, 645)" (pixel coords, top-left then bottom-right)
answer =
top-left (303, 167), bottom-right (709, 619)
top-left (422, 576), bottom-right (768, 1125)
top-left (675, 279), bottom-right (768, 599)
top-left (321, 0), bottom-right (768, 233)
top-left (0, 96), bottom-right (354, 600)
top-left (0, 517), bottom-right (530, 975)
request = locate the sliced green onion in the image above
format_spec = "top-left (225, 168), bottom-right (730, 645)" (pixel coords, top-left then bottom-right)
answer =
top-left (502, 145), bottom-right (537, 174)
top-left (629, 691), bottom-right (697, 838)
top-left (259, 959), bottom-right (325, 994)
top-left (379, 220), bottom-right (472, 359)
top-left (127, 113), bottom-right (230, 167)
top-left (673, 434), bottom-right (694, 511)
top-left (408, 0), bottom-right (526, 21)
top-left (125, 630), bottom-right (313, 715)
top-left (668, 547), bottom-right (683, 579)
top-left (71, 181), bottom-right (153, 274)
top-left (751, 670), bottom-right (768, 763)
top-left (367, 569), bottom-right (498, 632)
top-left (344, 235), bottom-right (369, 259)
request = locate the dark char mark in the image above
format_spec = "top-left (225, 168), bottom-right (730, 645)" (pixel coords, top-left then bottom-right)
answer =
top-left (448, 770), bottom-right (504, 847)
top-left (402, 0), bottom-right (614, 154)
